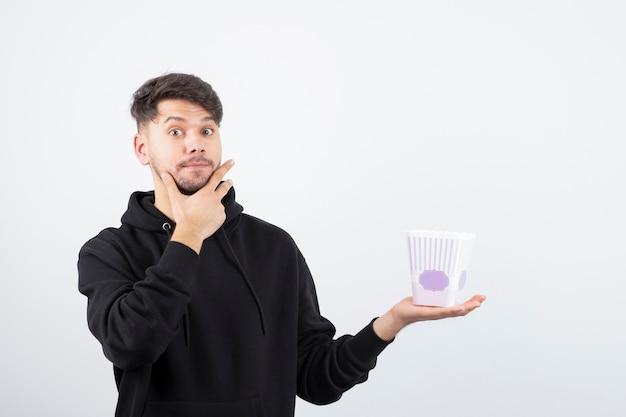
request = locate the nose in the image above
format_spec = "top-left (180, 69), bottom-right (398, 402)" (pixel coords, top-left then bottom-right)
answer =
top-left (186, 132), bottom-right (205, 154)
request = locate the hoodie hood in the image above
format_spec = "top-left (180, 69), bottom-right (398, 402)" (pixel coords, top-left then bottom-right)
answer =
top-left (121, 186), bottom-right (244, 235)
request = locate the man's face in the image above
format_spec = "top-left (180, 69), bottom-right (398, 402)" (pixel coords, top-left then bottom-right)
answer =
top-left (134, 99), bottom-right (222, 195)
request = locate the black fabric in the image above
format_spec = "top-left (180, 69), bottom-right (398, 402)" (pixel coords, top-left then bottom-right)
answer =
top-left (78, 188), bottom-right (391, 417)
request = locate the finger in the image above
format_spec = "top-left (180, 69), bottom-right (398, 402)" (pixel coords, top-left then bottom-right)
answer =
top-left (465, 294), bottom-right (487, 309)
top-left (468, 294), bottom-right (487, 303)
top-left (429, 297), bottom-right (482, 319)
top-left (454, 295), bottom-right (486, 316)
top-left (206, 159), bottom-right (235, 190)
top-left (216, 178), bottom-right (234, 198)
top-left (160, 172), bottom-right (178, 197)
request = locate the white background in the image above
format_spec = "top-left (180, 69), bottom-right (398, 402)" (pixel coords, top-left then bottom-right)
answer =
top-left (1, 0), bottom-right (625, 416)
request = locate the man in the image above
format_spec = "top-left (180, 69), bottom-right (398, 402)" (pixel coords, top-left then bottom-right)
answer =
top-left (78, 73), bottom-right (486, 417)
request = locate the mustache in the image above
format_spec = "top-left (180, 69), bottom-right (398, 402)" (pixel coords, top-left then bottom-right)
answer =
top-left (176, 156), bottom-right (215, 169)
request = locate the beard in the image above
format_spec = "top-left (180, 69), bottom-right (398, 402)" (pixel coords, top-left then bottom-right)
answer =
top-left (151, 155), bottom-right (216, 195)
top-left (174, 173), bottom-right (212, 195)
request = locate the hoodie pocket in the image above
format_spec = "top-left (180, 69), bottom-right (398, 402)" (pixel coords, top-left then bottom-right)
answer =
top-left (143, 398), bottom-right (266, 417)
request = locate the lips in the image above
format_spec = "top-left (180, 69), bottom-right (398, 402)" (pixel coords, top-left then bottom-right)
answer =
top-left (178, 157), bottom-right (213, 169)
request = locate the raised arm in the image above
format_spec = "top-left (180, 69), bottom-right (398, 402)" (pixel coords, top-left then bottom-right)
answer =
top-left (78, 238), bottom-right (199, 370)
top-left (373, 295), bottom-right (487, 341)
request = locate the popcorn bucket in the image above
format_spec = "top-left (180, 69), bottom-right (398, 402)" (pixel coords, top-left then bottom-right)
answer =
top-left (407, 230), bottom-right (476, 307)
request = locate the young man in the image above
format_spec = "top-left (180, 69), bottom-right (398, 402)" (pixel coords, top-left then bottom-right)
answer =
top-left (78, 73), bottom-right (486, 417)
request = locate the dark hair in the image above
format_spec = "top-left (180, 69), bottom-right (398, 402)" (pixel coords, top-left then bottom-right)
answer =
top-left (130, 73), bottom-right (223, 129)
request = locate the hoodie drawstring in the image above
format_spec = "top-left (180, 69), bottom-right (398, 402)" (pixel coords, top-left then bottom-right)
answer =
top-left (163, 221), bottom-right (265, 343)
top-left (163, 222), bottom-right (192, 347)
top-left (220, 228), bottom-right (267, 335)
top-left (182, 306), bottom-right (191, 347)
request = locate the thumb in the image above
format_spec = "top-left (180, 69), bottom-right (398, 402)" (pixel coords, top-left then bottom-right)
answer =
top-left (160, 172), bottom-right (177, 196)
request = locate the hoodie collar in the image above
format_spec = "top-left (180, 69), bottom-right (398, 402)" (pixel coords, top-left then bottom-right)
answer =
top-left (121, 187), bottom-right (244, 235)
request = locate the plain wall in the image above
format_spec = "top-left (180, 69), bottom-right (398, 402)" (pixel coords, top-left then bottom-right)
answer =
top-left (1, 0), bottom-right (625, 416)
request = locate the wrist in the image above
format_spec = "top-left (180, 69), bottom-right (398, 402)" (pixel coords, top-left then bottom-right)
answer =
top-left (373, 310), bottom-right (405, 342)
top-left (170, 226), bottom-right (204, 254)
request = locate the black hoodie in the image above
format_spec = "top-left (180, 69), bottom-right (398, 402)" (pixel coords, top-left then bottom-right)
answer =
top-left (78, 188), bottom-right (390, 417)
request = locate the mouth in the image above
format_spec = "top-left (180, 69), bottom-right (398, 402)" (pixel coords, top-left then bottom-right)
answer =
top-left (178, 157), bottom-right (214, 169)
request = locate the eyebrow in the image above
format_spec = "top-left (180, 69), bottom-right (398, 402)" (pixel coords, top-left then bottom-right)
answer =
top-left (161, 115), bottom-right (215, 125)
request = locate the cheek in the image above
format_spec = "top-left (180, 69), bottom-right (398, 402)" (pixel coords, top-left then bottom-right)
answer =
top-left (146, 148), bottom-right (170, 172)
top-left (149, 143), bottom-right (177, 163)
top-left (213, 139), bottom-right (223, 154)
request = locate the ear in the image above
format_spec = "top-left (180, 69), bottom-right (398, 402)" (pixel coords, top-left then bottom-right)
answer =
top-left (134, 133), bottom-right (150, 166)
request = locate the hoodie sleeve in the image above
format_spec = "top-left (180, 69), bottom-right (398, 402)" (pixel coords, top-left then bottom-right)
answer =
top-left (78, 235), bottom-right (198, 370)
top-left (295, 254), bottom-right (391, 405)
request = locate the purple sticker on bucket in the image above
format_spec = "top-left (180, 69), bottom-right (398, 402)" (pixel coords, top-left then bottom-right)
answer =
top-left (459, 270), bottom-right (467, 290)
top-left (418, 270), bottom-right (449, 291)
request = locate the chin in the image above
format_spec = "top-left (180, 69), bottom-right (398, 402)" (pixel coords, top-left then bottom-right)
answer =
top-left (176, 178), bottom-right (210, 195)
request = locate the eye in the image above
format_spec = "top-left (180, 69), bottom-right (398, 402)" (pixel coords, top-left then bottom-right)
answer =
top-left (168, 128), bottom-right (183, 136)
top-left (202, 127), bottom-right (214, 136)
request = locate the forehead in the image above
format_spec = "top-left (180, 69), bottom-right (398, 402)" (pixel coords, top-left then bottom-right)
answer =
top-left (154, 99), bottom-right (214, 123)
